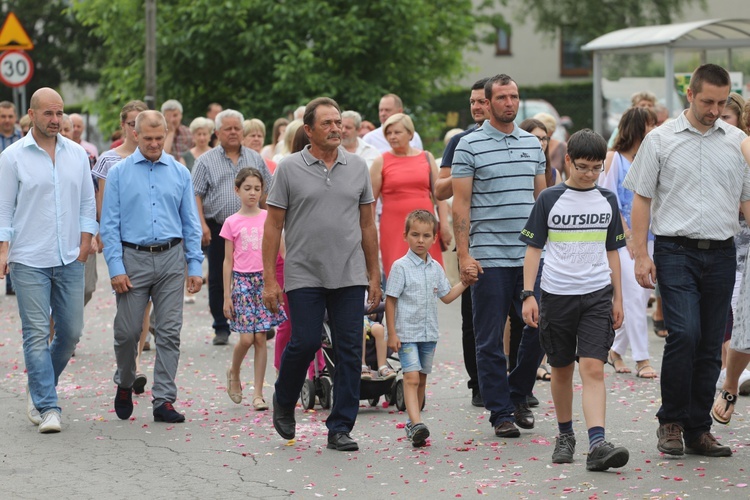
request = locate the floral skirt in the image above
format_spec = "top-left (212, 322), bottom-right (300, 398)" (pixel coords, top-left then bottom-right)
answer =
top-left (231, 271), bottom-right (287, 334)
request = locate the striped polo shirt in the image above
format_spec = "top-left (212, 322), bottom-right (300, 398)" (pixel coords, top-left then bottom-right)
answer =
top-left (452, 120), bottom-right (545, 267)
top-left (623, 111), bottom-right (750, 240)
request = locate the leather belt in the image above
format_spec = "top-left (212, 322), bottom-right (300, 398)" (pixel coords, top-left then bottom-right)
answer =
top-left (655, 235), bottom-right (733, 250)
top-left (122, 238), bottom-right (182, 253)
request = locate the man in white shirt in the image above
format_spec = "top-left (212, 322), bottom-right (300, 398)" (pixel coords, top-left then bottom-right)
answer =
top-left (341, 110), bottom-right (380, 169)
top-left (0, 88), bottom-right (97, 434)
top-left (363, 94), bottom-right (423, 153)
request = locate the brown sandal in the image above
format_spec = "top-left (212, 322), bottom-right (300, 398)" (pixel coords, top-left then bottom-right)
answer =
top-left (635, 363), bottom-right (658, 379)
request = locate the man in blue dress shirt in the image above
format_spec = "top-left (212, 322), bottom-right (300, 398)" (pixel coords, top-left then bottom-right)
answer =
top-left (101, 110), bottom-right (203, 424)
top-left (0, 88), bottom-right (98, 434)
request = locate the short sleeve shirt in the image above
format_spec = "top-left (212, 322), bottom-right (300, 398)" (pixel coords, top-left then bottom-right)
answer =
top-left (192, 146), bottom-right (272, 224)
top-left (623, 112), bottom-right (750, 240)
top-left (385, 249), bottom-right (452, 343)
top-left (92, 149), bottom-right (125, 180)
top-left (267, 145), bottom-right (374, 291)
top-left (451, 121), bottom-right (546, 267)
top-left (519, 183), bottom-right (625, 295)
top-left (220, 211), bottom-right (267, 273)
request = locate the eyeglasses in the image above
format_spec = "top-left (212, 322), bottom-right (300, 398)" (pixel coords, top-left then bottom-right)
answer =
top-left (125, 121), bottom-right (136, 128)
top-left (535, 136), bottom-right (549, 143)
top-left (469, 99), bottom-right (488, 106)
top-left (572, 160), bottom-right (603, 174)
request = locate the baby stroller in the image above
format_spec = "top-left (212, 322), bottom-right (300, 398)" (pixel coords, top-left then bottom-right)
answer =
top-left (300, 302), bottom-right (407, 410)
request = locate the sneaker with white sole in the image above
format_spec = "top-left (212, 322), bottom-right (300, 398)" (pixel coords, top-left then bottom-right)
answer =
top-left (38, 410), bottom-right (61, 433)
top-left (26, 385), bottom-right (42, 425)
top-left (739, 369), bottom-right (750, 395)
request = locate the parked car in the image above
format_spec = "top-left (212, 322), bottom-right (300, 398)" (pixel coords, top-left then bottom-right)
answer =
top-left (515, 99), bottom-right (573, 142)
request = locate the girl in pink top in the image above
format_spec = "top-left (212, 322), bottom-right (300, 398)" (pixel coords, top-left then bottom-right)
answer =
top-left (221, 168), bottom-right (287, 410)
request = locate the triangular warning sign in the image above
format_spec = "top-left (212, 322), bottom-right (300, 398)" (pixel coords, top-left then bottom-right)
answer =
top-left (0, 13), bottom-right (33, 51)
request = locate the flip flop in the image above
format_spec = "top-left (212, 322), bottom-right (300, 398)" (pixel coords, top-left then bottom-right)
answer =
top-left (635, 364), bottom-right (658, 379)
top-left (711, 390), bottom-right (737, 425)
top-left (653, 319), bottom-right (668, 338)
top-left (607, 353), bottom-right (631, 373)
top-left (536, 364), bottom-right (552, 381)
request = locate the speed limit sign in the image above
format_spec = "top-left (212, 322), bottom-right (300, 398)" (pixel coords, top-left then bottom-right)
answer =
top-left (0, 50), bottom-right (33, 88)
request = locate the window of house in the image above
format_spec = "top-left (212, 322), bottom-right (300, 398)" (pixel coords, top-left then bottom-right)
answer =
top-left (495, 27), bottom-right (511, 56)
top-left (560, 26), bottom-right (591, 76)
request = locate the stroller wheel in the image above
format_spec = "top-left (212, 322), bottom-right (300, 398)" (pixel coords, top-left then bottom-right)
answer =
top-left (368, 396), bottom-right (380, 407)
top-left (320, 377), bottom-right (333, 409)
top-left (300, 379), bottom-right (316, 410)
top-left (395, 379), bottom-right (406, 412)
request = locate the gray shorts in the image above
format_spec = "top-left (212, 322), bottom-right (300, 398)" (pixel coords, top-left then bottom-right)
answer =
top-left (539, 285), bottom-right (614, 367)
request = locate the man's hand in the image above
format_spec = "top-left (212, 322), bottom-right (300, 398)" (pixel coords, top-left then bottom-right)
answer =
top-left (634, 255), bottom-right (657, 289)
top-left (262, 277), bottom-right (285, 314)
top-left (110, 274), bottom-right (133, 294)
top-left (366, 279), bottom-right (382, 312)
top-left (522, 296), bottom-right (539, 328)
top-left (459, 255), bottom-right (483, 286)
top-left (95, 234), bottom-right (104, 253)
top-left (89, 236), bottom-right (99, 255)
top-left (201, 222), bottom-right (211, 247)
top-left (186, 275), bottom-right (202, 294)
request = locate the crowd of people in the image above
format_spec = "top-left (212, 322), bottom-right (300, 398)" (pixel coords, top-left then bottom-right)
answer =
top-left (2, 63), bottom-right (750, 472)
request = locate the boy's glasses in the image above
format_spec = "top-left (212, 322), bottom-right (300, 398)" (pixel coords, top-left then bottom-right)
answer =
top-left (571, 160), bottom-right (603, 174)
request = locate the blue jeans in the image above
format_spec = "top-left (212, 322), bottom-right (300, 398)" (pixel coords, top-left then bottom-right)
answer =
top-left (471, 264), bottom-right (544, 427)
top-left (11, 261), bottom-right (85, 415)
top-left (654, 240), bottom-right (735, 441)
top-left (275, 286), bottom-right (366, 435)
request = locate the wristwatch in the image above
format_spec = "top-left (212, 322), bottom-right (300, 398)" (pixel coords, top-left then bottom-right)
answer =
top-left (520, 290), bottom-right (534, 300)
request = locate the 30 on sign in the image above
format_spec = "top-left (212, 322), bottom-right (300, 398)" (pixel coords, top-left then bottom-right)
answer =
top-left (0, 50), bottom-right (33, 87)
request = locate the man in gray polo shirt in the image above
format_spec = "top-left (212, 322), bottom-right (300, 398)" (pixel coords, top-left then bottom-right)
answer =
top-left (625, 64), bottom-right (750, 458)
top-left (452, 73), bottom-right (547, 439)
top-left (262, 97), bottom-right (381, 451)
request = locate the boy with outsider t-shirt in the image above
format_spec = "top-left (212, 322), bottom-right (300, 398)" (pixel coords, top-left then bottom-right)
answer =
top-left (518, 129), bottom-right (629, 471)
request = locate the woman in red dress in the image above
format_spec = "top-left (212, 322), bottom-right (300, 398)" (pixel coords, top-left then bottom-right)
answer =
top-left (370, 113), bottom-right (450, 278)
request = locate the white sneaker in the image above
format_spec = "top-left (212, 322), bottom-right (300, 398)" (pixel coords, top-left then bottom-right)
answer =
top-left (38, 410), bottom-right (61, 433)
top-left (739, 369), bottom-right (750, 396)
top-left (716, 368), bottom-right (727, 390)
top-left (26, 385), bottom-right (42, 425)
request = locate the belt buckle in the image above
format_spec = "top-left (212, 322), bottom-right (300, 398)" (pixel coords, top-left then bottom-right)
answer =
top-left (698, 240), bottom-right (710, 250)
top-left (149, 245), bottom-right (158, 253)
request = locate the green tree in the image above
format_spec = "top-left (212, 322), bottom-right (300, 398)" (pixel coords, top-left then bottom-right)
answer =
top-left (519, 0), bottom-right (706, 44)
top-left (74, 0), bottom-right (482, 133)
top-left (0, 1), bottom-right (104, 108)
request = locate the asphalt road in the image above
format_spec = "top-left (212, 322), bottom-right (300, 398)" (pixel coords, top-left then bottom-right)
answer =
top-left (1, 257), bottom-right (749, 499)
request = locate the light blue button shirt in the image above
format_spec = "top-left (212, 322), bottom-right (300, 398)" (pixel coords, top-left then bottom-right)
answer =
top-left (385, 249), bottom-right (452, 343)
top-left (100, 148), bottom-right (203, 278)
top-left (0, 132), bottom-right (97, 268)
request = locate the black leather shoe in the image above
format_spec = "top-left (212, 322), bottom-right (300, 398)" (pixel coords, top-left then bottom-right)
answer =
top-left (114, 386), bottom-right (133, 420)
top-left (153, 402), bottom-right (185, 423)
top-left (527, 394), bottom-right (539, 408)
top-left (272, 393), bottom-right (296, 440)
top-left (212, 331), bottom-right (229, 346)
top-left (494, 420), bottom-right (520, 438)
top-left (327, 432), bottom-right (359, 451)
top-left (513, 401), bottom-right (535, 429)
top-left (471, 389), bottom-right (484, 407)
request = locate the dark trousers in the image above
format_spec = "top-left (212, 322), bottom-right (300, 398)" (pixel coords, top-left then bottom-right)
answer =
top-left (5, 270), bottom-right (13, 294)
top-left (471, 264), bottom-right (544, 427)
top-left (206, 219), bottom-right (229, 334)
top-left (460, 285), bottom-right (480, 393)
top-left (275, 286), bottom-right (366, 435)
top-left (507, 311), bottom-right (524, 371)
top-left (654, 239), bottom-right (735, 442)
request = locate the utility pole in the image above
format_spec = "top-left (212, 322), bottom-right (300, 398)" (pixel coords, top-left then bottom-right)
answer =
top-left (144, 0), bottom-right (156, 110)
